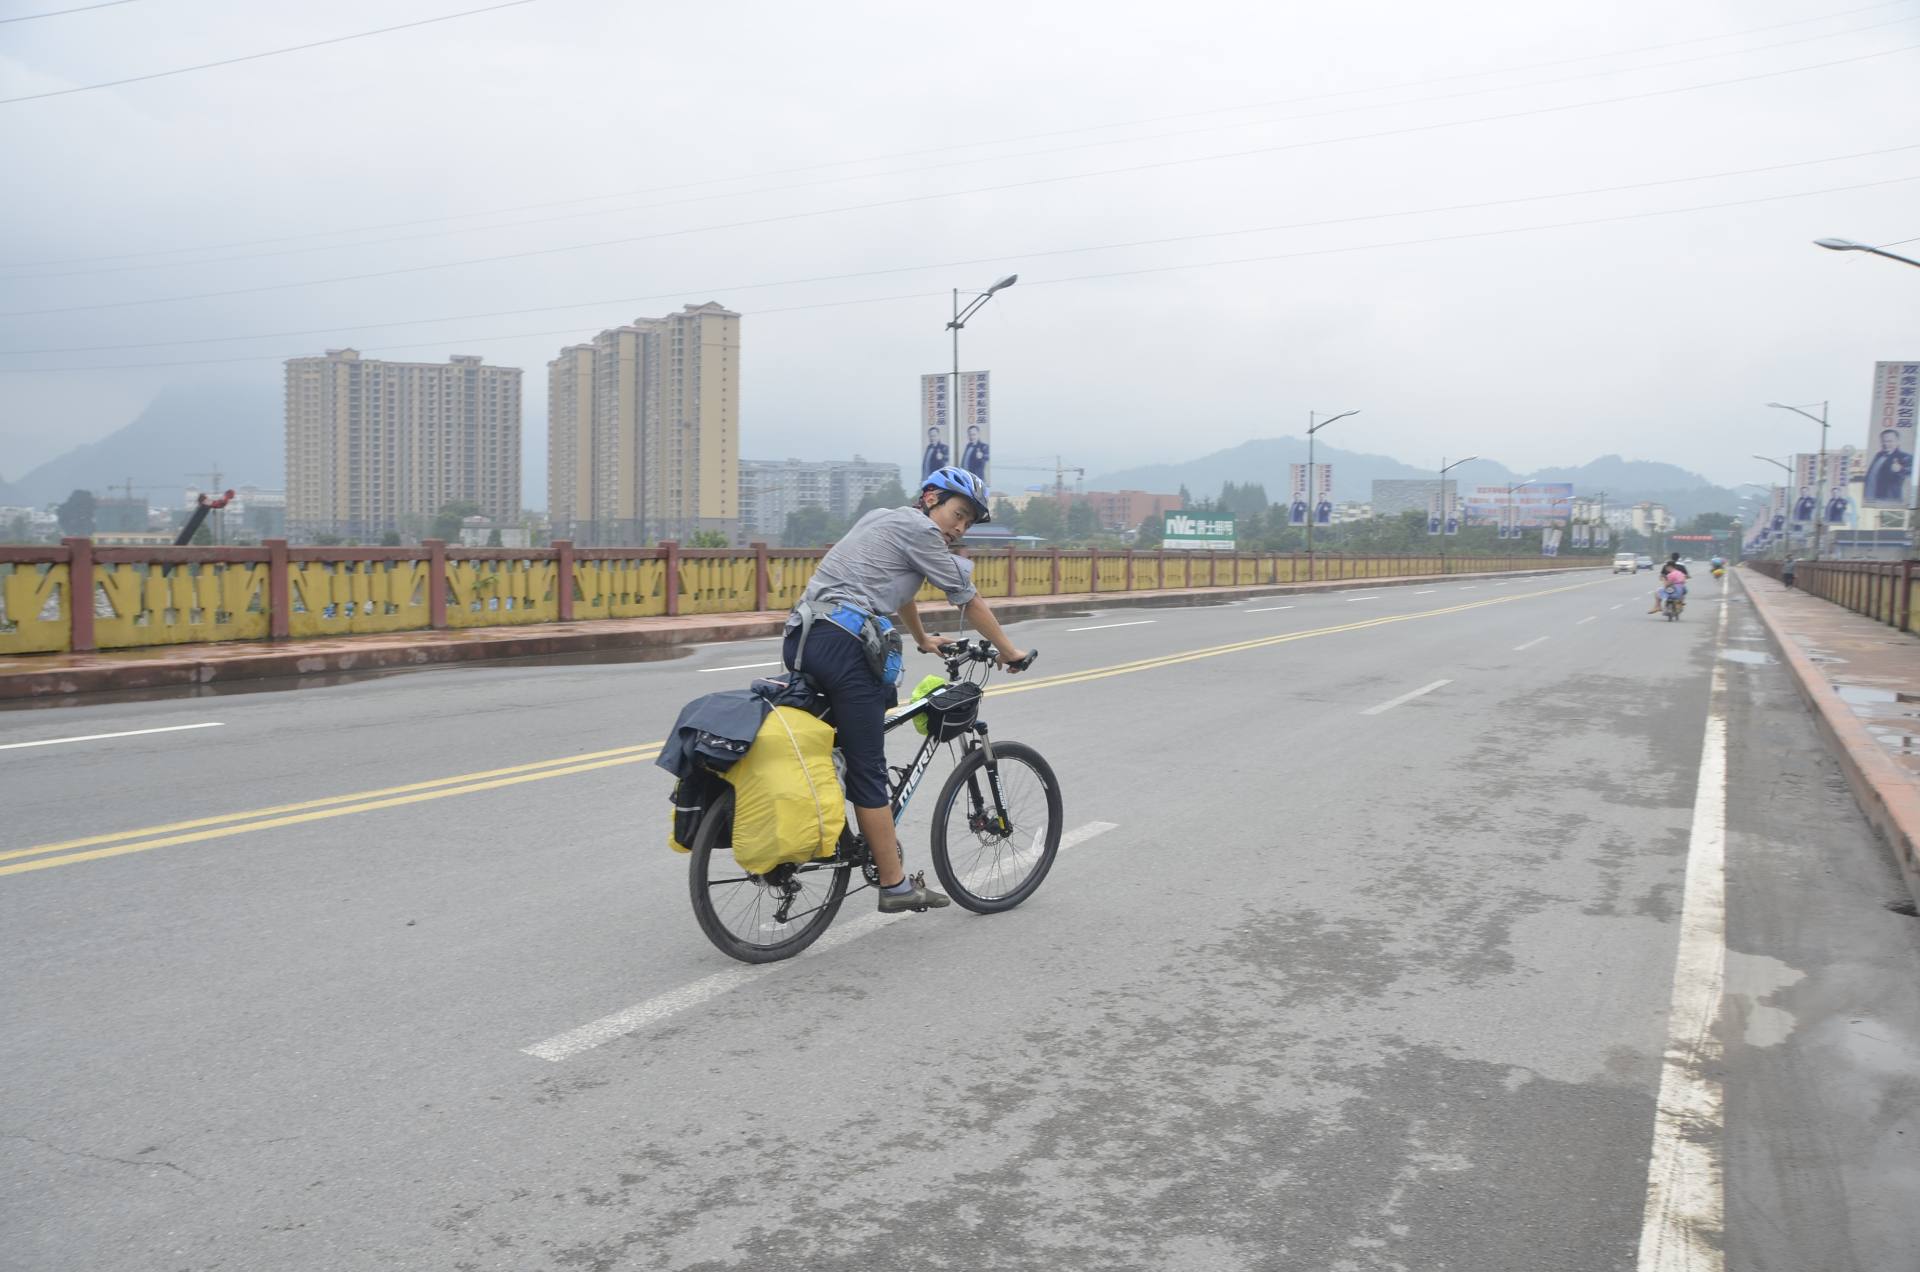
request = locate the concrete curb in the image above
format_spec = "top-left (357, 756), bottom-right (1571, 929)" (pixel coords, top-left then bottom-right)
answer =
top-left (1738, 566), bottom-right (1920, 910)
top-left (0, 566), bottom-right (1596, 704)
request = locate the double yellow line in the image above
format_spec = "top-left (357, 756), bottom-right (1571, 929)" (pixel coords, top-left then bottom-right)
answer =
top-left (4, 574), bottom-right (1604, 878)
top-left (0, 744), bottom-right (663, 878)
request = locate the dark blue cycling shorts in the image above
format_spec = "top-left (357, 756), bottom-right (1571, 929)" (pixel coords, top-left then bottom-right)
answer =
top-left (783, 622), bottom-right (891, 808)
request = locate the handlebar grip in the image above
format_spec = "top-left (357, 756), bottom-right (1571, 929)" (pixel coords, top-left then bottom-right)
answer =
top-left (1008, 649), bottom-right (1037, 673)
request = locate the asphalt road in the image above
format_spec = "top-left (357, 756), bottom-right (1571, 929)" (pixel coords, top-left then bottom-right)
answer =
top-left (3, 570), bottom-right (1916, 1271)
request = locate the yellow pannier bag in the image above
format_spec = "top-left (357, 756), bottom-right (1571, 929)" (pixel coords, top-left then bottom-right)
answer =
top-left (723, 706), bottom-right (843, 874)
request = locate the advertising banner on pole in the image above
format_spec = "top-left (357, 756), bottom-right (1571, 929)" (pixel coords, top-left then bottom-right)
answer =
top-left (919, 374), bottom-right (951, 479)
top-left (957, 370), bottom-right (990, 483)
top-left (1541, 527), bottom-right (1560, 556)
top-left (1863, 360), bottom-right (1919, 509)
top-left (1572, 523), bottom-right (1589, 548)
top-left (1790, 454), bottom-right (1820, 526)
top-left (1768, 485), bottom-right (1787, 532)
top-left (1824, 447), bottom-right (1857, 528)
top-left (1443, 486), bottom-right (1460, 535)
top-left (1426, 490), bottom-right (1442, 535)
top-left (1314, 465), bottom-right (1334, 526)
top-left (1288, 464), bottom-right (1309, 527)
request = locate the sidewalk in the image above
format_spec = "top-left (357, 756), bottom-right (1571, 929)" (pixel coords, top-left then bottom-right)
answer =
top-left (0, 566), bottom-right (1585, 703)
top-left (1740, 565), bottom-right (1920, 909)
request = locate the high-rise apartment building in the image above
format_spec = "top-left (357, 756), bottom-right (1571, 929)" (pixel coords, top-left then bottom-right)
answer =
top-left (546, 302), bottom-right (740, 545)
top-left (739, 456), bottom-right (901, 542)
top-left (285, 349), bottom-right (521, 540)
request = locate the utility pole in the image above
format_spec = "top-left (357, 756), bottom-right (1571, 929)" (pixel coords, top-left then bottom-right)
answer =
top-left (1304, 409), bottom-right (1359, 581)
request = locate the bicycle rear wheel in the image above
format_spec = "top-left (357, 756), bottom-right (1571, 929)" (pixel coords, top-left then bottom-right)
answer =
top-left (688, 788), bottom-right (850, 963)
top-left (928, 741), bottom-right (1062, 914)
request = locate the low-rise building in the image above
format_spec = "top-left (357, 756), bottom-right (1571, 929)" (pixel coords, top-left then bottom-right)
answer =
top-left (739, 456), bottom-right (902, 543)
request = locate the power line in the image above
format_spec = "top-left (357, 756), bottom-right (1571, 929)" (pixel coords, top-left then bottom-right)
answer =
top-left (4, 173), bottom-right (1911, 374)
top-left (0, 0), bottom-right (1906, 267)
top-left (0, 0), bottom-right (140, 24)
top-left (5, 141), bottom-right (1912, 356)
top-left (0, 0), bottom-right (537, 105)
top-left (11, 10), bottom-right (1913, 283)
top-left (4, 39), bottom-right (1914, 319)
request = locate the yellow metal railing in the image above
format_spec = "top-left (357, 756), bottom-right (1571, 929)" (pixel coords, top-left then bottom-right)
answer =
top-left (0, 539), bottom-right (1610, 657)
top-left (0, 561), bottom-right (71, 654)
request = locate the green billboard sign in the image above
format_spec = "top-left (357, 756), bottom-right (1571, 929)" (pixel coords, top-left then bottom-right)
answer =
top-left (1162, 512), bottom-right (1236, 550)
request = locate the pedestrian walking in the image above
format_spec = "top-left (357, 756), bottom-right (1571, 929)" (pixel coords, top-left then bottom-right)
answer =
top-left (1782, 555), bottom-right (1797, 590)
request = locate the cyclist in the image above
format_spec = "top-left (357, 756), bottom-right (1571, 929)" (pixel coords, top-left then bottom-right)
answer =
top-left (1647, 552), bottom-right (1689, 613)
top-left (782, 466), bottom-right (1030, 914)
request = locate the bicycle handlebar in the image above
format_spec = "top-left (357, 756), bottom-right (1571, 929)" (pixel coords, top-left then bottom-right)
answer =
top-left (937, 638), bottom-right (1037, 674)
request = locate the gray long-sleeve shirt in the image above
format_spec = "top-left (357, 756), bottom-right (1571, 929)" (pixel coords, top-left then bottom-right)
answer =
top-left (788, 506), bottom-right (977, 626)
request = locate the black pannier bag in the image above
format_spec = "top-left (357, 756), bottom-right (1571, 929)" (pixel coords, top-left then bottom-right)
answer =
top-left (922, 680), bottom-right (983, 741)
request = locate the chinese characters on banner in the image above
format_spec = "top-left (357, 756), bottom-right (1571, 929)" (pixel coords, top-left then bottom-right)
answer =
top-left (918, 374), bottom-right (951, 479)
top-left (1314, 465), bottom-right (1334, 526)
top-left (1768, 485), bottom-right (1787, 532)
top-left (1790, 454), bottom-right (1820, 527)
top-left (1287, 464), bottom-right (1309, 527)
top-left (1540, 527), bottom-right (1561, 556)
top-left (1571, 523), bottom-right (1589, 548)
top-left (1824, 447), bottom-right (1857, 527)
top-left (957, 371), bottom-right (990, 484)
top-left (1427, 490), bottom-right (1443, 536)
top-left (1863, 361), bottom-right (1919, 508)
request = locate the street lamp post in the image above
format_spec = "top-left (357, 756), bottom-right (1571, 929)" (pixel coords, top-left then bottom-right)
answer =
top-left (1305, 409), bottom-right (1359, 581)
top-left (946, 274), bottom-right (1017, 481)
top-left (1436, 455), bottom-right (1476, 575)
top-left (1815, 238), bottom-right (1920, 270)
top-left (1767, 401), bottom-right (1830, 560)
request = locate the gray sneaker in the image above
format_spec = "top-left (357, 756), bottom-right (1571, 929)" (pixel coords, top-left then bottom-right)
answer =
top-left (877, 871), bottom-right (952, 913)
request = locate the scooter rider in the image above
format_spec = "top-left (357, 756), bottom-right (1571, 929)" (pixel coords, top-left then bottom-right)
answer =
top-left (783, 466), bottom-right (1031, 913)
top-left (1647, 552), bottom-right (1689, 613)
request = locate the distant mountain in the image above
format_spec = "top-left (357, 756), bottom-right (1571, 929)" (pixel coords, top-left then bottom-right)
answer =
top-left (1088, 442), bottom-right (1738, 520)
top-left (4, 381), bottom-right (283, 506)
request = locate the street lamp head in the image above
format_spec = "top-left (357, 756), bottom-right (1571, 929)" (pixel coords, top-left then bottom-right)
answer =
top-left (1814, 238), bottom-right (1868, 251)
top-left (989, 274), bottom-right (1018, 293)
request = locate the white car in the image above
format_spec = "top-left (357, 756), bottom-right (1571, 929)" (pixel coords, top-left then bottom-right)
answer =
top-left (1613, 552), bottom-right (1638, 573)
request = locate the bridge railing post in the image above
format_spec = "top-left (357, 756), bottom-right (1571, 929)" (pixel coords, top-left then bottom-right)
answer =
top-left (266, 538), bottom-right (291, 638)
top-left (425, 538), bottom-right (448, 629)
top-left (61, 537), bottom-right (95, 653)
top-left (553, 539), bottom-right (575, 622)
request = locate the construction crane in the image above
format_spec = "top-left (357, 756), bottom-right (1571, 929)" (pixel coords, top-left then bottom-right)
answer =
top-left (995, 456), bottom-right (1086, 504)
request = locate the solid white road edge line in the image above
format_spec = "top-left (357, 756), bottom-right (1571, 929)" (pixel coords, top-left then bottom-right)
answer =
top-left (698, 661), bottom-right (785, 674)
top-left (522, 821), bottom-right (1121, 1062)
top-left (1634, 586), bottom-right (1729, 1272)
top-left (1067, 620), bottom-right (1154, 632)
top-left (1360, 679), bottom-right (1452, 716)
top-left (1513, 637), bottom-right (1549, 652)
top-left (0, 722), bottom-right (224, 751)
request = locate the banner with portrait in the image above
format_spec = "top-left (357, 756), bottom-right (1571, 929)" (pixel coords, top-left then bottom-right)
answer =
top-left (1863, 360), bottom-right (1919, 508)
top-left (1426, 490), bottom-right (1443, 535)
top-left (1823, 448), bottom-right (1857, 528)
top-left (1789, 454), bottom-right (1820, 527)
top-left (918, 374), bottom-right (951, 479)
top-left (1287, 464), bottom-right (1309, 527)
top-left (1768, 485), bottom-right (1787, 532)
top-left (957, 370), bottom-right (990, 484)
top-left (1314, 464), bottom-right (1334, 526)
top-left (1443, 486), bottom-right (1460, 535)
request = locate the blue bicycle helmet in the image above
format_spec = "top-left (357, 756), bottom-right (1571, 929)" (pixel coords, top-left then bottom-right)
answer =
top-left (920, 465), bottom-right (992, 523)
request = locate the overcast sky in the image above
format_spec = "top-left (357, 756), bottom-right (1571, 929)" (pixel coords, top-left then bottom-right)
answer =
top-left (1, 0), bottom-right (1914, 502)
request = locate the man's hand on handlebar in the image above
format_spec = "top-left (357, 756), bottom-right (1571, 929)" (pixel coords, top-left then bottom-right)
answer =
top-left (935, 638), bottom-right (1037, 674)
top-left (916, 633), bottom-right (947, 655)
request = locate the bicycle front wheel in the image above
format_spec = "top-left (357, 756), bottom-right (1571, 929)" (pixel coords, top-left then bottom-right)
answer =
top-left (929, 741), bottom-right (1063, 914)
top-left (688, 788), bottom-right (850, 963)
